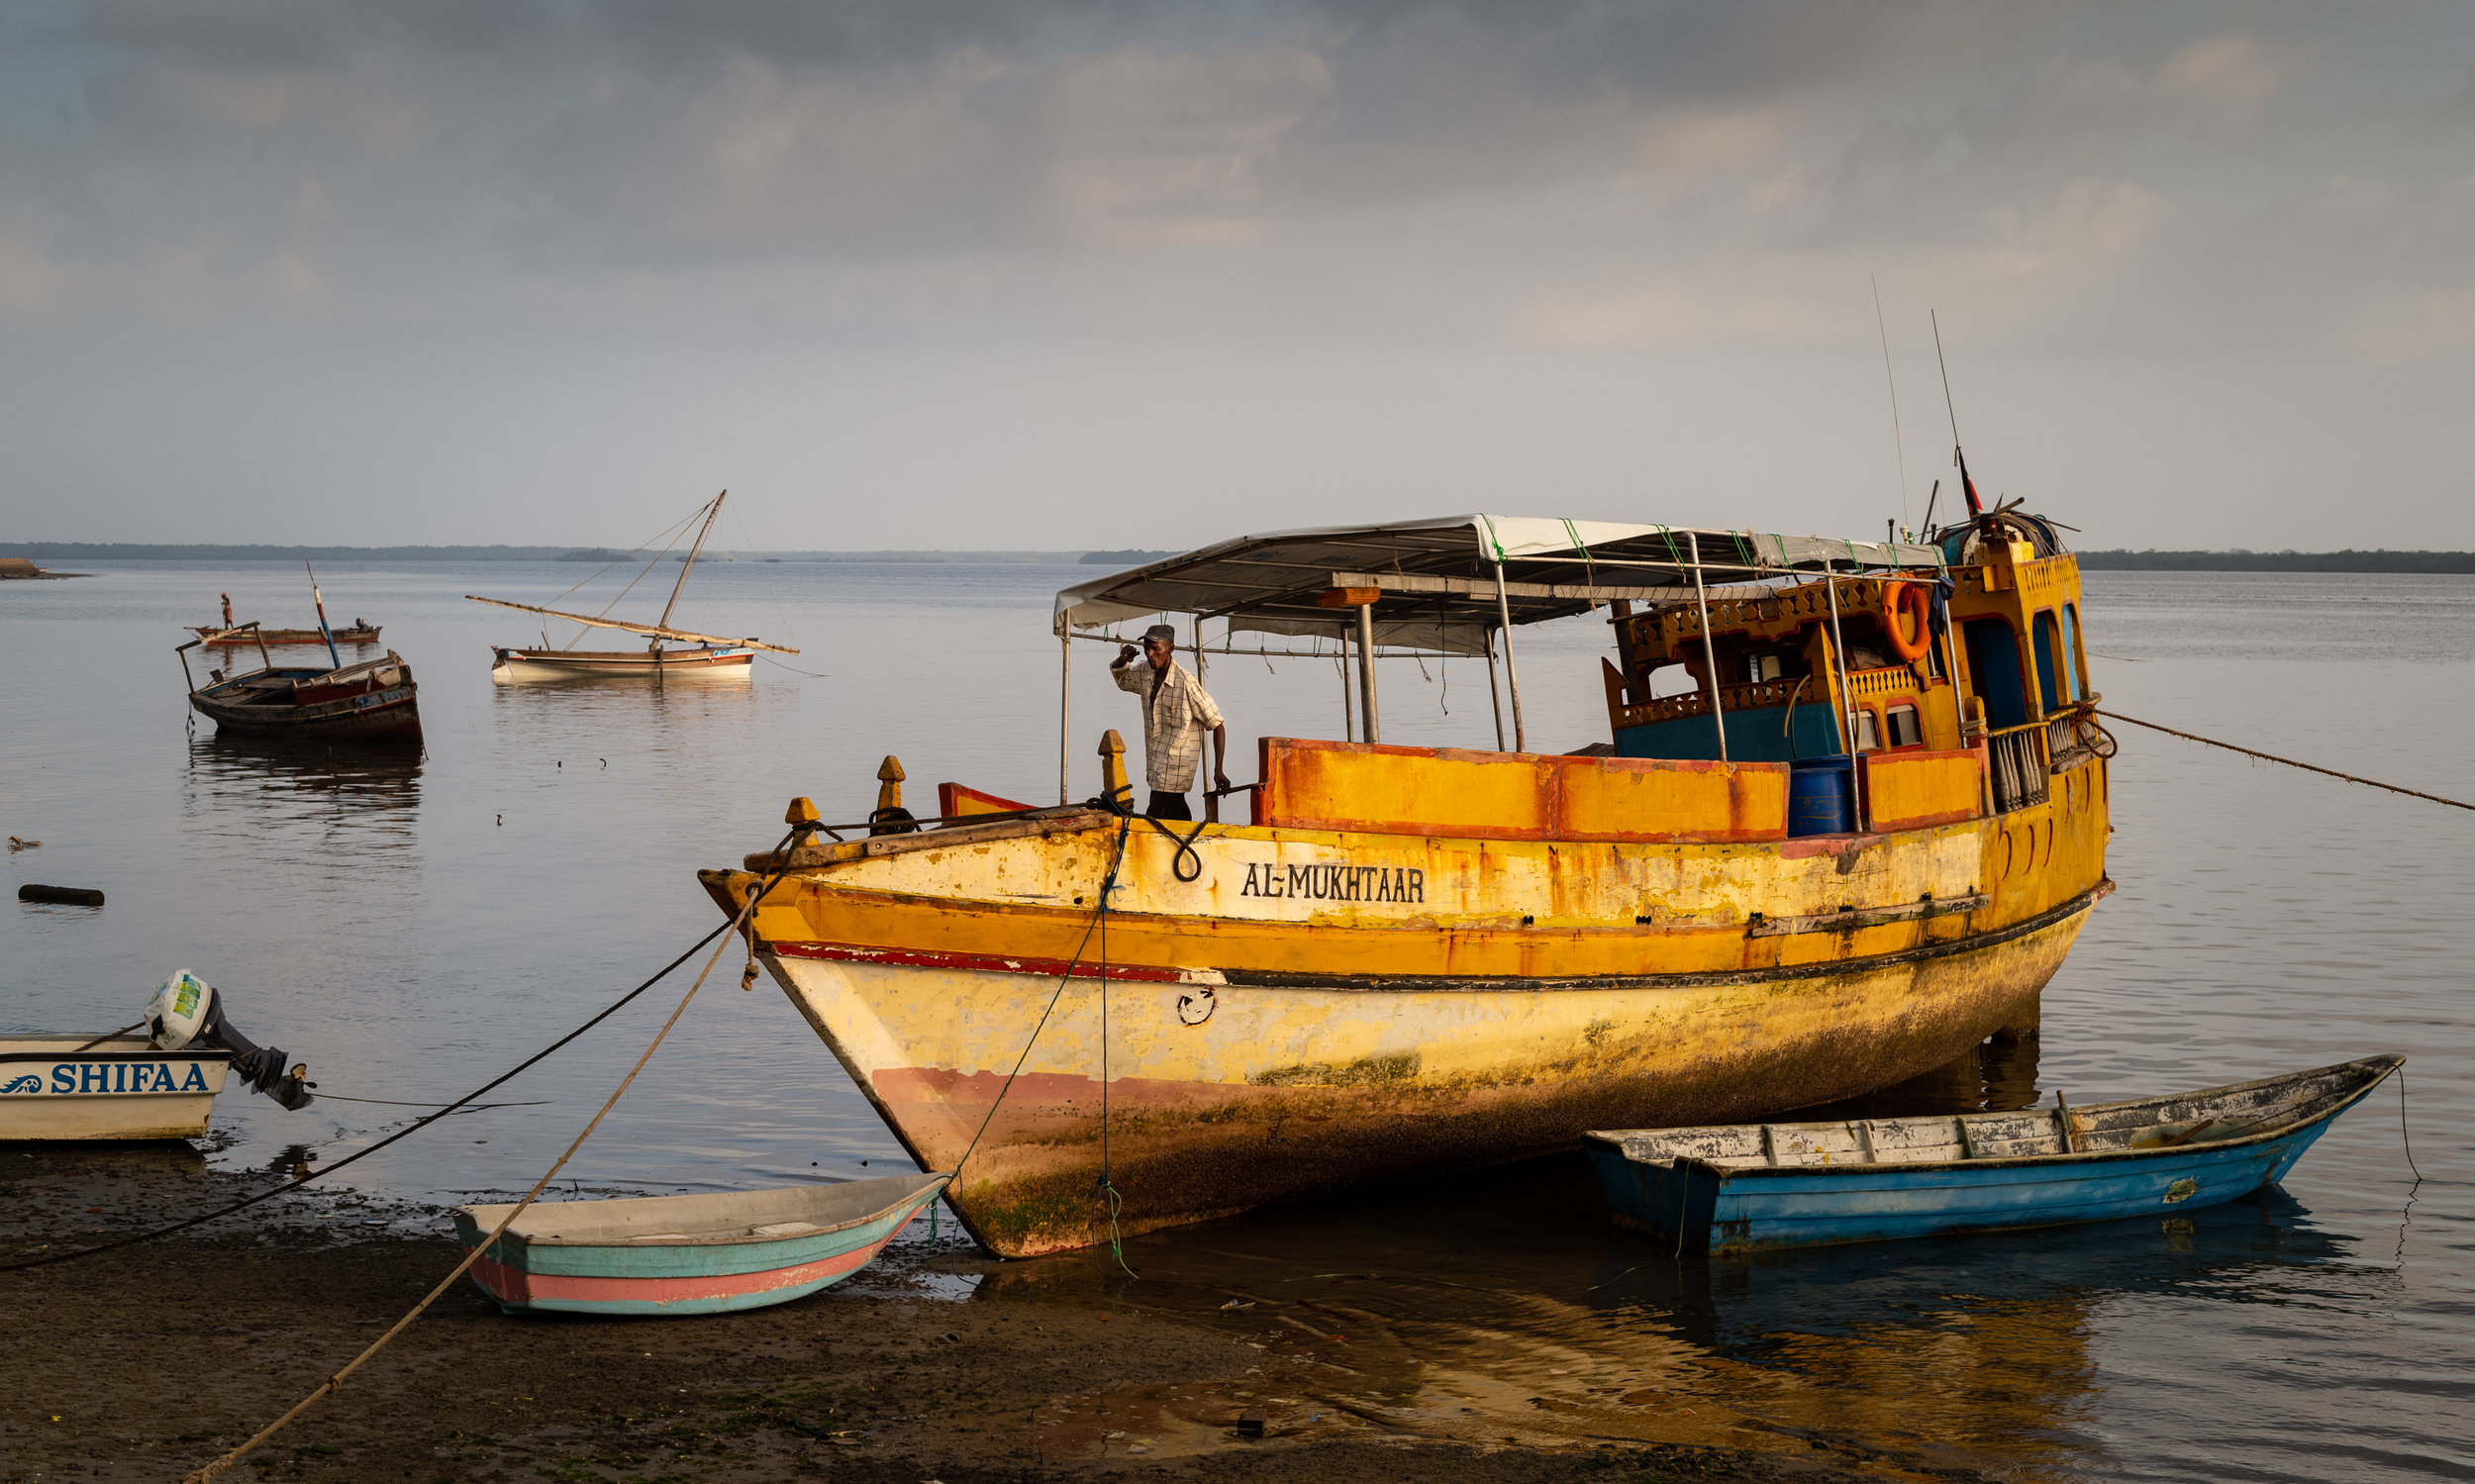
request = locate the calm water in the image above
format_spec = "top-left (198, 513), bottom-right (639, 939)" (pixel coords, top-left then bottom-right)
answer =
top-left (2, 562), bottom-right (2468, 1480)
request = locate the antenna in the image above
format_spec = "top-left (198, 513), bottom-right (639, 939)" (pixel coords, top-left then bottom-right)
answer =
top-left (1930, 310), bottom-right (1984, 520)
top-left (1872, 275), bottom-right (1909, 530)
top-left (1931, 308), bottom-right (1961, 447)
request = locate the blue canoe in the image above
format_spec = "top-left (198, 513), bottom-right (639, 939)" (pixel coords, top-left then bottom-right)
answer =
top-left (1585, 1054), bottom-right (2400, 1255)
top-left (453, 1171), bottom-right (949, 1316)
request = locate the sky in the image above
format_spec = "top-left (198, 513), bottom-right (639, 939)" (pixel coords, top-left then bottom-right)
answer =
top-left (2, 1), bottom-right (2471, 552)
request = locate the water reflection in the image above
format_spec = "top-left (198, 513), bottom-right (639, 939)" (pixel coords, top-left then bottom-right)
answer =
top-left (180, 736), bottom-right (421, 864)
top-left (264, 1142), bottom-right (322, 1180)
top-left (963, 1150), bottom-right (2352, 1480)
top-left (1795, 1032), bottom-right (2044, 1120)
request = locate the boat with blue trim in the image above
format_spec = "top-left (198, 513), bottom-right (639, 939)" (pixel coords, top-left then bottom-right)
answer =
top-left (1584, 1055), bottom-right (2400, 1255)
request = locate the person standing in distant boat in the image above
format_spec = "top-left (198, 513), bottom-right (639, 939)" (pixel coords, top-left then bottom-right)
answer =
top-left (1112, 624), bottom-right (1230, 820)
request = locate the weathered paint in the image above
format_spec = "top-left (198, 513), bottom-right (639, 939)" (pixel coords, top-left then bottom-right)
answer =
top-left (703, 744), bottom-right (2111, 1256)
top-left (1860, 747), bottom-right (1985, 831)
top-left (1253, 737), bottom-right (1789, 842)
top-left (752, 904), bottom-right (2092, 1255)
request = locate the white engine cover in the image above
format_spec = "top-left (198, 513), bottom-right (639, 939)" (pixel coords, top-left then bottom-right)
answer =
top-left (147, 970), bottom-right (215, 1050)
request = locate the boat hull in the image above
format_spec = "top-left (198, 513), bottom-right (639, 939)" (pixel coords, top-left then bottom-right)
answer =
top-left (193, 627), bottom-right (380, 646)
top-left (750, 888), bottom-right (2097, 1257)
top-left (490, 646), bottom-right (754, 682)
top-left (1584, 1056), bottom-right (2397, 1254)
top-left (452, 1174), bottom-right (946, 1316)
top-left (1, 1037), bottom-right (233, 1139)
top-left (188, 685), bottom-right (421, 742)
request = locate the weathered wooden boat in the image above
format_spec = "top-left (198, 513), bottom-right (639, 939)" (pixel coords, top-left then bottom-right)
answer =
top-left (192, 625), bottom-right (381, 646)
top-left (703, 503), bottom-right (2118, 1256)
top-left (179, 627), bottom-right (421, 743)
top-left (468, 490), bottom-right (797, 682)
top-left (1585, 1055), bottom-right (2398, 1254)
top-left (453, 1172), bottom-right (949, 1316)
top-left (191, 587), bottom-right (381, 644)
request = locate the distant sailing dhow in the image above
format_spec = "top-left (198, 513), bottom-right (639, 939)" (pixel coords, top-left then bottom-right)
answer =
top-left (468, 490), bottom-right (799, 681)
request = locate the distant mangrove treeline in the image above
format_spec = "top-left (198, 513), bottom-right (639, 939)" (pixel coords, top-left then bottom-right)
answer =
top-left (2078, 549), bottom-right (2475, 573)
top-left (1, 542), bottom-right (1102, 564)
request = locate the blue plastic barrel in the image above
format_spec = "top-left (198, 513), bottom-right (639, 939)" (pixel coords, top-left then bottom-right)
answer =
top-left (1787, 754), bottom-right (1855, 837)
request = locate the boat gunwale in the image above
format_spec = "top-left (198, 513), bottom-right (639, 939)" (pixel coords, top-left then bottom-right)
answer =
top-left (742, 792), bottom-right (2091, 872)
top-left (0, 1048), bottom-right (236, 1064)
top-left (1583, 1053), bottom-right (2400, 1178)
top-left (740, 879), bottom-right (2115, 994)
top-left (454, 1172), bottom-right (950, 1250)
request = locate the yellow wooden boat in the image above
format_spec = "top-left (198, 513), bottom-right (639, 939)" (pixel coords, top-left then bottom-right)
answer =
top-left (701, 512), bottom-right (2113, 1256)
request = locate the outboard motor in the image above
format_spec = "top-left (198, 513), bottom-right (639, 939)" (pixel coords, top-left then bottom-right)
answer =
top-left (145, 970), bottom-right (317, 1112)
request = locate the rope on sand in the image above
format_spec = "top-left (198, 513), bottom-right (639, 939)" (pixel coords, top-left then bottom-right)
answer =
top-left (179, 829), bottom-right (814, 1483)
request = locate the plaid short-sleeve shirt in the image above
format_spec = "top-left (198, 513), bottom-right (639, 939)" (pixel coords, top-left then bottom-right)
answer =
top-left (1112, 656), bottom-right (1224, 794)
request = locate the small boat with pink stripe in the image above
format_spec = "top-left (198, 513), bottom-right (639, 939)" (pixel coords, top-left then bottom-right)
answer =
top-left (453, 1172), bottom-right (949, 1316)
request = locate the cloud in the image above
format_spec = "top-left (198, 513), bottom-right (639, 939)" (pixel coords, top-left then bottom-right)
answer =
top-left (0, 4), bottom-right (2468, 365)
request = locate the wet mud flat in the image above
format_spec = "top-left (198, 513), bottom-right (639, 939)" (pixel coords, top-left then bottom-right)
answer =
top-left (0, 1147), bottom-right (1905, 1484)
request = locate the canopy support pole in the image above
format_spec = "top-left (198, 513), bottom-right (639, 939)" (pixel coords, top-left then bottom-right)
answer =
top-left (1338, 628), bottom-right (1354, 741)
top-left (1355, 603), bottom-right (1381, 744)
top-left (1058, 623), bottom-right (1072, 805)
top-left (1686, 533), bottom-right (1728, 764)
top-left (1824, 564), bottom-right (1865, 828)
top-left (1494, 562), bottom-right (1527, 753)
top-left (1485, 634), bottom-right (1506, 750)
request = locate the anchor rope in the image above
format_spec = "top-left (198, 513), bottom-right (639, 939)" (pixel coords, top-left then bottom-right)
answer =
top-left (311, 1094), bottom-right (548, 1111)
top-left (2096, 709), bottom-right (2475, 812)
top-left (179, 829), bottom-right (814, 1483)
top-left (0, 890), bottom-right (769, 1276)
top-left (1097, 815), bottom-right (1138, 1278)
top-left (944, 816), bottom-right (1135, 1182)
top-left (2399, 1067), bottom-right (2424, 1185)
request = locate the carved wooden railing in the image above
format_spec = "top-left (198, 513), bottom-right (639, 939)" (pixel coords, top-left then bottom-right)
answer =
top-left (1986, 721), bottom-right (2049, 813)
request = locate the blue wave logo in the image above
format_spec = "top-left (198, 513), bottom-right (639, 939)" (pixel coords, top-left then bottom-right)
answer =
top-left (1, 1075), bottom-right (40, 1094)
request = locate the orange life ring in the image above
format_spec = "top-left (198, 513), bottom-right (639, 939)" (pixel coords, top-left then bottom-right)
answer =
top-left (1880, 580), bottom-right (1932, 661)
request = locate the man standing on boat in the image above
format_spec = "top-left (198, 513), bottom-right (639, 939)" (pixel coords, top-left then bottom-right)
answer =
top-left (1113, 624), bottom-right (1230, 820)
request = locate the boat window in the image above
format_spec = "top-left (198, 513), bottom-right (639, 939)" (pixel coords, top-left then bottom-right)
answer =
top-left (2030, 611), bottom-right (2064, 713)
top-left (2058, 604), bottom-right (2086, 701)
top-left (1886, 704), bottom-right (1922, 748)
top-left (1961, 618), bottom-right (2030, 729)
top-left (1848, 708), bottom-right (1881, 752)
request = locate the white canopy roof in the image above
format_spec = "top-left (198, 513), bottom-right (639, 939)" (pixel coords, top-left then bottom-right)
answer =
top-left (1055, 514), bottom-right (1944, 656)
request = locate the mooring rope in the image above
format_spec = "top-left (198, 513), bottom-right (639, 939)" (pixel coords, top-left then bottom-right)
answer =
top-left (2399, 1067), bottom-right (2424, 1186)
top-left (312, 1094), bottom-right (549, 1112)
top-left (945, 823), bottom-right (1131, 1177)
top-left (0, 896), bottom-right (764, 1276)
top-left (180, 830), bottom-right (813, 1483)
top-left (2096, 709), bottom-right (2475, 813)
top-left (1096, 815), bottom-right (1138, 1279)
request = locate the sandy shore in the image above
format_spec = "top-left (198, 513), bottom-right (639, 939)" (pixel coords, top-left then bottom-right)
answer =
top-left (1, 1146), bottom-right (1916, 1483)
